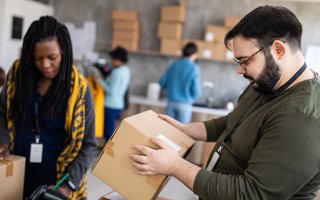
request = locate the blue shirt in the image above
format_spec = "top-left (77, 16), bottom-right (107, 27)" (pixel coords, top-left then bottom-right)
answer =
top-left (159, 58), bottom-right (201, 103)
top-left (99, 65), bottom-right (130, 109)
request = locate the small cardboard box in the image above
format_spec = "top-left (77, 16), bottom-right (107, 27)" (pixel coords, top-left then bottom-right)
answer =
top-left (113, 21), bottom-right (140, 31)
top-left (202, 42), bottom-right (228, 61)
top-left (112, 39), bottom-right (139, 52)
top-left (224, 16), bottom-right (242, 28)
top-left (0, 154), bottom-right (26, 200)
top-left (113, 29), bottom-right (140, 41)
top-left (204, 25), bottom-right (229, 43)
top-left (92, 110), bottom-right (195, 200)
top-left (160, 4), bottom-right (186, 23)
top-left (158, 22), bottom-right (183, 39)
top-left (112, 10), bottom-right (139, 21)
top-left (160, 38), bottom-right (181, 56)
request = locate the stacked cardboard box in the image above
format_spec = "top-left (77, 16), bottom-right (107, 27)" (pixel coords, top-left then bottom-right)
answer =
top-left (0, 154), bottom-right (26, 200)
top-left (158, 3), bottom-right (186, 56)
top-left (92, 110), bottom-right (195, 200)
top-left (112, 10), bottom-right (140, 51)
top-left (201, 16), bottom-right (242, 61)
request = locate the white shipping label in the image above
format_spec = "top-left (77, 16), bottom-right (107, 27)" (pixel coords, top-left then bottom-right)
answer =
top-left (203, 49), bottom-right (212, 58)
top-left (30, 143), bottom-right (43, 163)
top-left (156, 134), bottom-right (181, 152)
top-left (205, 33), bottom-right (215, 42)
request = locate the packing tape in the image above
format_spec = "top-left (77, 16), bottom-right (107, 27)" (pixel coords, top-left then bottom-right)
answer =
top-left (104, 140), bottom-right (115, 158)
top-left (0, 159), bottom-right (14, 177)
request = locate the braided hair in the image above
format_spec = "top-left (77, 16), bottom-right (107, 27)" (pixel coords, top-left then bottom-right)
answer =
top-left (10, 16), bottom-right (73, 129)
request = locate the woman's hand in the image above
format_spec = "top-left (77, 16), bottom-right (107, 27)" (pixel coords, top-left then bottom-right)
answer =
top-left (0, 144), bottom-right (9, 160)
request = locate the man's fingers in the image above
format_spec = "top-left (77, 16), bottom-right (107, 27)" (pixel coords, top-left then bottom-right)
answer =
top-left (158, 113), bottom-right (183, 129)
top-left (130, 154), bottom-right (148, 164)
top-left (150, 137), bottom-right (171, 150)
top-left (132, 144), bottom-right (152, 155)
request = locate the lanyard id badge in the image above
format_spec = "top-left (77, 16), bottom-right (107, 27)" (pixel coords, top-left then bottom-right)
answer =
top-left (206, 142), bottom-right (225, 171)
top-left (30, 135), bottom-right (43, 163)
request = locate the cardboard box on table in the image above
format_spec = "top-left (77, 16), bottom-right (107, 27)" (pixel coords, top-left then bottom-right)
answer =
top-left (92, 110), bottom-right (195, 200)
top-left (0, 154), bottom-right (26, 200)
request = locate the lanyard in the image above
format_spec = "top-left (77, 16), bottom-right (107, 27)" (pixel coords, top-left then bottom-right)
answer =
top-left (34, 88), bottom-right (41, 143)
top-left (215, 63), bottom-right (307, 157)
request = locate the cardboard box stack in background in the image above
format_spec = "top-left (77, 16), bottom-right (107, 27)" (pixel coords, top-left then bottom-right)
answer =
top-left (201, 16), bottom-right (242, 61)
top-left (92, 110), bottom-right (195, 200)
top-left (158, 3), bottom-right (186, 56)
top-left (112, 10), bottom-right (140, 51)
top-left (0, 154), bottom-right (26, 200)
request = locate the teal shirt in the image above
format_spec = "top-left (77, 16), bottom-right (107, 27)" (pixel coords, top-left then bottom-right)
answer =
top-left (99, 65), bottom-right (130, 109)
top-left (195, 78), bottom-right (320, 199)
top-left (159, 58), bottom-right (201, 103)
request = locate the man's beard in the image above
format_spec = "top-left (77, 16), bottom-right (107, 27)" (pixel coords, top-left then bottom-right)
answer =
top-left (245, 51), bottom-right (281, 94)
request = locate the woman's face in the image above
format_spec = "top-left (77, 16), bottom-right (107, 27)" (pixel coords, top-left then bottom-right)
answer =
top-left (33, 38), bottom-right (62, 80)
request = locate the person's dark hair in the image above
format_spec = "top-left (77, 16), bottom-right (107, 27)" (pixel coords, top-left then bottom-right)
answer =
top-left (182, 42), bottom-right (198, 57)
top-left (109, 46), bottom-right (128, 63)
top-left (224, 5), bottom-right (303, 52)
top-left (10, 16), bottom-right (73, 127)
top-left (0, 67), bottom-right (5, 87)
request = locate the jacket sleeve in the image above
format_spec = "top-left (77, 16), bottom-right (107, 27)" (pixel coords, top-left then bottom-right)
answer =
top-left (67, 86), bottom-right (97, 186)
top-left (194, 113), bottom-right (320, 199)
top-left (190, 65), bottom-right (201, 100)
top-left (0, 76), bottom-right (10, 145)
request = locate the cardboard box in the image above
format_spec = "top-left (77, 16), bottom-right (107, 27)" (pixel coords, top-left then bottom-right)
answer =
top-left (112, 10), bottom-right (139, 21)
top-left (113, 21), bottom-right (140, 31)
top-left (224, 16), bottom-right (242, 28)
top-left (100, 191), bottom-right (171, 200)
top-left (160, 4), bottom-right (186, 23)
top-left (92, 110), bottom-right (195, 200)
top-left (158, 22), bottom-right (183, 39)
top-left (204, 25), bottom-right (229, 43)
top-left (160, 38), bottom-right (181, 56)
top-left (113, 29), bottom-right (140, 41)
top-left (112, 39), bottom-right (139, 52)
top-left (202, 42), bottom-right (228, 61)
top-left (0, 154), bottom-right (26, 200)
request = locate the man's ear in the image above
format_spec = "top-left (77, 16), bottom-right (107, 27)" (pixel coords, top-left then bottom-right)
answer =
top-left (271, 40), bottom-right (286, 60)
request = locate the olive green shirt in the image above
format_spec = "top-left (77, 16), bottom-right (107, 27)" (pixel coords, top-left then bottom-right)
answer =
top-left (194, 78), bottom-right (320, 199)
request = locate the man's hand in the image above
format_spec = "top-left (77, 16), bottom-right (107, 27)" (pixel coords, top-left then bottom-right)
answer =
top-left (0, 144), bottom-right (9, 160)
top-left (130, 137), bottom-right (183, 176)
top-left (158, 114), bottom-right (186, 132)
top-left (158, 113), bottom-right (207, 141)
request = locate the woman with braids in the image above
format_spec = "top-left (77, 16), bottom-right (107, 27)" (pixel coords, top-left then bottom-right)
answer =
top-left (0, 16), bottom-right (96, 199)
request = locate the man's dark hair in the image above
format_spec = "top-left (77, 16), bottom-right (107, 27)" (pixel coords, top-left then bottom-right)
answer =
top-left (109, 46), bottom-right (128, 63)
top-left (10, 16), bottom-right (73, 127)
top-left (224, 5), bottom-right (303, 52)
top-left (182, 42), bottom-right (198, 57)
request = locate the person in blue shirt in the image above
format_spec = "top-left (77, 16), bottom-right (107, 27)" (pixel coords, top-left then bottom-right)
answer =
top-left (98, 46), bottom-right (131, 142)
top-left (159, 42), bottom-right (201, 123)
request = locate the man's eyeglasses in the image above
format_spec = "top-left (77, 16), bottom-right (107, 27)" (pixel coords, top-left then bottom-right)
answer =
top-left (233, 45), bottom-right (268, 68)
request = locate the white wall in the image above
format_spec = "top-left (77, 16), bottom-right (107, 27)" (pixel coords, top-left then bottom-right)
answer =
top-left (0, 0), bottom-right (54, 73)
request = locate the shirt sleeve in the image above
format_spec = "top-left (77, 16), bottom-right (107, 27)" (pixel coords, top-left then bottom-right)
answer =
top-left (204, 115), bottom-right (228, 142)
top-left (0, 76), bottom-right (10, 145)
top-left (159, 65), bottom-right (171, 89)
top-left (194, 113), bottom-right (320, 199)
top-left (67, 86), bottom-right (97, 186)
top-left (190, 65), bottom-right (201, 100)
